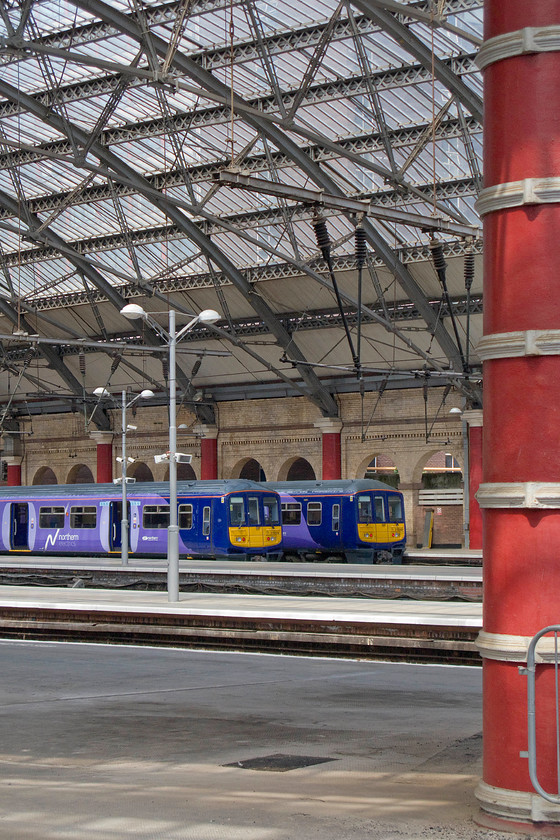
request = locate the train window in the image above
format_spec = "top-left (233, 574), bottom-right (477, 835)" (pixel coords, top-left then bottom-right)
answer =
top-left (388, 495), bottom-right (403, 520)
top-left (357, 495), bottom-right (373, 523)
top-left (282, 503), bottom-right (301, 525)
top-left (229, 496), bottom-right (246, 527)
top-left (178, 504), bottom-right (193, 529)
top-left (70, 506), bottom-right (97, 529)
top-left (307, 502), bottom-right (322, 526)
top-left (332, 503), bottom-right (340, 531)
top-left (263, 496), bottom-right (280, 526)
top-left (202, 506), bottom-right (211, 536)
top-left (374, 495), bottom-right (385, 521)
top-left (39, 506), bottom-right (65, 529)
top-left (248, 496), bottom-right (260, 526)
top-left (143, 504), bottom-right (170, 529)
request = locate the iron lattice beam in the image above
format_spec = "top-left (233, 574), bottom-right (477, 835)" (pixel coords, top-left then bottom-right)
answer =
top-left (13, 237), bottom-right (482, 312)
top-left (65, 0), bottom-right (469, 381)
top-left (0, 77), bottom-right (339, 418)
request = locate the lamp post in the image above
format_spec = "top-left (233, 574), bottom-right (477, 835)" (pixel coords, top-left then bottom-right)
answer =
top-left (93, 386), bottom-right (154, 565)
top-left (120, 303), bottom-right (220, 601)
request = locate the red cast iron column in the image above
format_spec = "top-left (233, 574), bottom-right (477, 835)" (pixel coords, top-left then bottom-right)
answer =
top-left (314, 418), bottom-right (342, 480)
top-left (90, 432), bottom-right (114, 483)
top-left (476, 0), bottom-right (560, 828)
top-left (199, 425), bottom-right (218, 480)
top-left (5, 456), bottom-right (22, 486)
top-left (463, 410), bottom-right (483, 550)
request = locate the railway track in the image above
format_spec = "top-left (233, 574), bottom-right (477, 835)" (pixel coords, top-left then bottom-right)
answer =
top-left (0, 558), bottom-right (483, 602)
top-left (0, 602), bottom-right (480, 665)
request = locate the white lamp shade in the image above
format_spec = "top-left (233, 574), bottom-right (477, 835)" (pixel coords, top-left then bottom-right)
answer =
top-left (197, 309), bottom-right (220, 324)
top-left (120, 303), bottom-right (147, 319)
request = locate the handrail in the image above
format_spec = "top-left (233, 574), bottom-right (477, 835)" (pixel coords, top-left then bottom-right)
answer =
top-left (524, 626), bottom-right (560, 803)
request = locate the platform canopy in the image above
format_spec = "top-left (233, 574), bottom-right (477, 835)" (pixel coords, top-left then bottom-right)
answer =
top-left (0, 0), bottom-right (483, 431)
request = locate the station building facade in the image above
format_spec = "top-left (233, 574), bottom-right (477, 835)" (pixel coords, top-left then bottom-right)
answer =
top-left (0, 386), bottom-right (475, 550)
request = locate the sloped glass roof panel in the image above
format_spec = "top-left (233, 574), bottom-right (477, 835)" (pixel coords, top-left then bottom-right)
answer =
top-left (0, 0), bottom-right (484, 408)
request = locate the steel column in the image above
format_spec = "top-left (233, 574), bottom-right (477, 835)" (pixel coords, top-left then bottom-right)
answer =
top-left (476, 0), bottom-right (560, 828)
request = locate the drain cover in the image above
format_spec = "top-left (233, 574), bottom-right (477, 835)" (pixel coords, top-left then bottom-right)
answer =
top-left (225, 753), bottom-right (337, 772)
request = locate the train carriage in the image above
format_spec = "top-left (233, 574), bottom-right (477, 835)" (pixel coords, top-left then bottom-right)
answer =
top-left (0, 480), bottom-right (283, 562)
top-left (264, 479), bottom-right (406, 564)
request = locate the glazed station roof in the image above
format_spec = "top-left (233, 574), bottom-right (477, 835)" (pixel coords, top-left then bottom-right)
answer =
top-left (0, 0), bottom-right (483, 432)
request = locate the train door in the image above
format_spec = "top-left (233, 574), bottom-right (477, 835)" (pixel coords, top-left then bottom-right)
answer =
top-left (109, 501), bottom-right (130, 552)
top-left (247, 495), bottom-right (262, 547)
top-left (331, 501), bottom-right (344, 550)
top-left (373, 493), bottom-right (390, 542)
top-left (10, 503), bottom-right (29, 550)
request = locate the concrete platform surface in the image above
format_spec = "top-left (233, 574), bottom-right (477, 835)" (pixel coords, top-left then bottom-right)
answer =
top-left (0, 639), bottom-right (527, 840)
top-left (0, 556), bottom-right (483, 582)
top-left (0, 584), bottom-right (482, 627)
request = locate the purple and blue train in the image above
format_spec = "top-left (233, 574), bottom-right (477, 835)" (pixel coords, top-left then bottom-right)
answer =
top-left (264, 479), bottom-right (406, 564)
top-left (0, 479), bottom-right (283, 561)
top-left (0, 477), bottom-right (407, 564)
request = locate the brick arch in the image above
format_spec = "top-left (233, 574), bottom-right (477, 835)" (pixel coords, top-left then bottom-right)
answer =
top-left (32, 466), bottom-right (58, 485)
top-left (230, 456), bottom-right (266, 480)
top-left (66, 463), bottom-right (95, 484)
top-left (277, 457), bottom-right (316, 481)
top-left (129, 462), bottom-right (154, 482)
top-left (355, 451), bottom-right (401, 486)
top-left (163, 463), bottom-right (197, 481)
top-left (412, 447), bottom-right (463, 486)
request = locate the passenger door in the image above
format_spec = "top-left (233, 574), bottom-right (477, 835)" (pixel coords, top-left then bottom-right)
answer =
top-left (109, 501), bottom-right (130, 552)
top-left (247, 495), bottom-right (262, 547)
top-left (10, 503), bottom-right (29, 550)
top-left (373, 494), bottom-right (390, 543)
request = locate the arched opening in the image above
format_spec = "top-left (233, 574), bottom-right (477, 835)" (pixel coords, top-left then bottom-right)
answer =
top-left (129, 462), bottom-right (154, 482)
top-left (32, 466), bottom-right (57, 485)
top-left (239, 458), bottom-right (266, 481)
top-left (66, 464), bottom-right (94, 484)
top-left (163, 463), bottom-right (197, 481)
top-left (422, 451), bottom-right (462, 490)
top-left (418, 451), bottom-right (463, 549)
top-left (286, 458), bottom-right (315, 481)
top-left (364, 454), bottom-right (400, 489)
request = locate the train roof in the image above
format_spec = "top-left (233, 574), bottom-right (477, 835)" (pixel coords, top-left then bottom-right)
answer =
top-left (263, 479), bottom-right (400, 495)
top-left (0, 479), bottom-right (279, 500)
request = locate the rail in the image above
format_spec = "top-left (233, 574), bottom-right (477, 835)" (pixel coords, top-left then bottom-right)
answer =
top-left (521, 626), bottom-right (560, 803)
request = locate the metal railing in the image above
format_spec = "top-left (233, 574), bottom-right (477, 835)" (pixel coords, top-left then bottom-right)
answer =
top-left (521, 626), bottom-right (560, 803)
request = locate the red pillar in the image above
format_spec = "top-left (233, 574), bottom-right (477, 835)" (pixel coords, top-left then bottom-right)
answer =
top-left (476, 1), bottom-right (560, 827)
top-left (90, 432), bottom-right (113, 483)
top-left (463, 410), bottom-right (483, 550)
top-left (314, 418), bottom-right (342, 480)
top-left (5, 457), bottom-right (22, 486)
top-left (200, 425), bottom-right (218, 479)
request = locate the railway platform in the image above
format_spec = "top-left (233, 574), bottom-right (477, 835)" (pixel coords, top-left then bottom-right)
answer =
top-left (0, 584), bottom-right (482, 664)
top-left (0, 555), bottom-right (483, 601)
top-left (0, 638), bottom-right (503, 840)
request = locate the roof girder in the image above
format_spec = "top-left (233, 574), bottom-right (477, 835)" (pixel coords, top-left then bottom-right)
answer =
top-left (71, 0), bottom-right (471, 379)
top-left (0, 171), bottom-right (217, 427)
top-left (0, 75), bottom-right (339, 418)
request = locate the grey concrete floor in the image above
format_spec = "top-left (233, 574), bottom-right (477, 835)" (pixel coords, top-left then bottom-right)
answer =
top-left (0, 641), bottom-right (522, 839)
